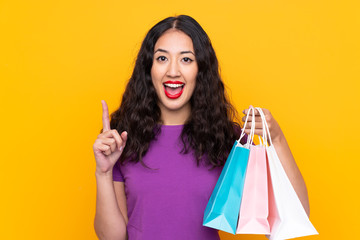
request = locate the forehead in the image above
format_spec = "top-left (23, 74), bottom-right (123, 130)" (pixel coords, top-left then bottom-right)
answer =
top-left (154, 29), bottom-right (194, 53)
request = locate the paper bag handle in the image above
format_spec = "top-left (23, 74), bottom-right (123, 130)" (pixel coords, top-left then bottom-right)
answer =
top-left (238, 106), bottom-right (256, 147)
top-left (255, 107), bottom-right (273, 147)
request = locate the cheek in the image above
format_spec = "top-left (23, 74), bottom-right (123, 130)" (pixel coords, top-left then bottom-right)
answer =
top-left (186, 69), bottom-right (197, 96)
top-left (151, 65), bottom-right (166, 83)
top-left (150, 67), bottom-right (156, 81)
top-left (186, 68), bottom-right (197, 86)
top-left (151, 68), bottom-right (161, 91)
top-left (183, 63), bottom-right (197, 76)
top-left (186, 78), bottom-right (197, 97)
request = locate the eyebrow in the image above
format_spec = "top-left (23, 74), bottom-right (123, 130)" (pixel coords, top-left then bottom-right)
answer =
top-left (154, 48), bottom-right (195, 56)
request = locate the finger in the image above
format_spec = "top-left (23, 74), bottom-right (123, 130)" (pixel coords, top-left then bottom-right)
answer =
top-left (99, 130), bottom-right (123, 150)
top-left (99, 130), bottom-right (116, 138)
top-left (241, 115), bottom-right (263, 123)
top-left (120, 131), bottom-right (128, 143)
top-left (97, 143), bottom-right (111, 153)
top-left (110, 140), bottom-right (116, 153)
top-left (112, 129), bottom-right (125, 150)
top-left (94, 140), bottom-right (114, 156)
top-left (244, 121), bottom-right (265, 129)
top-left (102, 100), bottom-right (111, 132)
top-left (104, 148), bottom-right (112, 156)
top-left (117, 131), bottom-right (128, 152)
top-left (100, 138), bottom-right (117, 153)
top-left (242, 107), bottom-right (260, 116)
top-left (96, 143), bottom-right (112, 155)
top-left (243, 129), bottom-right (264, 136)
top-left (103, 130), bottom-right (127, 150)
top-left (112, 130), bottom-right (123, 150)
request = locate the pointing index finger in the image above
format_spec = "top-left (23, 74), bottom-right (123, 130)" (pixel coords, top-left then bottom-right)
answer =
top-left (101, 100), bottom-right (111, 132)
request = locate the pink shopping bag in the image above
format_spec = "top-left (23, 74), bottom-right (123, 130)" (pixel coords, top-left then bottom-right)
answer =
top-left (236, 131), bottom-right (270, 234)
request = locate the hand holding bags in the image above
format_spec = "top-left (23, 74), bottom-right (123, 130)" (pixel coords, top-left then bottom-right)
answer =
top-left (256, 107), bottom-right (318, 240)
top-left (203, 107), bottom-right (256, 234)
top-left (203, 106), bottom-right (318, 239)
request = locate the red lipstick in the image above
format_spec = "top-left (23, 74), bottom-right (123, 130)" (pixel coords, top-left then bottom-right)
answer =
top-left (164, 81), bottom-right (184, 84)
top-left (163, 81), bottom-right (185, 99)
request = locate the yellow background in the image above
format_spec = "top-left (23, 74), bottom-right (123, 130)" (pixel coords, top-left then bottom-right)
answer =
top-left (1, 0), bottom-right (359, 239)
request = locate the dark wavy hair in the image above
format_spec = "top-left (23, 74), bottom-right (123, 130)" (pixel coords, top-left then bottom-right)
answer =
top-left (107, 15), bottom-right (242, 169)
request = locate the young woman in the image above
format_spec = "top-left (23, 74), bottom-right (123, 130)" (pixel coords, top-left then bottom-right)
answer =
top-left (93, 15), bottom-right (309, 240)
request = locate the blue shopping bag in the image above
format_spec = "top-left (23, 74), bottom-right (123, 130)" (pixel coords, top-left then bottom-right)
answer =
top-left (203, 107), bottom-right (255, 234)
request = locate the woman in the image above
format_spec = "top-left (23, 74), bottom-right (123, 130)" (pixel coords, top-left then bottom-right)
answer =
top-left (93, 15), bottom-right (309, 240)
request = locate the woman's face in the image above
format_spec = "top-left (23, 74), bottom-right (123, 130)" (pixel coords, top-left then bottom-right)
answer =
top-left (151, 29), bottom-right (198, 121)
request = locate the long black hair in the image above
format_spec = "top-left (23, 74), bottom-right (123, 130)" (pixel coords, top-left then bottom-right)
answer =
top-left (108, 15), bottom-right (241, 169)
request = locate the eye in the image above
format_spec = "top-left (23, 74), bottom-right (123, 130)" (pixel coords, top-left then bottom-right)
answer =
top-left (156, 56), bottom-right (167, 62)
top-left (182, 57), bottom-right (193, 63)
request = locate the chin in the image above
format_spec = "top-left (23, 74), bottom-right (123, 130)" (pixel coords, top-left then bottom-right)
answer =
top-left (160, 99), bottom-right (190, 112)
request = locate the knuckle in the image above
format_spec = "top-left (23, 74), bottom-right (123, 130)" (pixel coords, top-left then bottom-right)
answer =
top-left (98, 132), bottom-right (107, 138)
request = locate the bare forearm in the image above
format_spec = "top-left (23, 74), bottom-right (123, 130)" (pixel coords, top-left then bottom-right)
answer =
top-left (94, 170), bottom-right (127, 240)
top-left (272, 132), bottom-right (310, 216)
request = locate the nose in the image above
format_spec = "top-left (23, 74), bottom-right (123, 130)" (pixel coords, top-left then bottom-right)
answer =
top-left (166, 60), bottom-right (181, 78)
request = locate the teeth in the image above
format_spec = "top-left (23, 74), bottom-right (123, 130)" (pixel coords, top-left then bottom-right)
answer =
top-left (164, 83), bottom-right (184, 88)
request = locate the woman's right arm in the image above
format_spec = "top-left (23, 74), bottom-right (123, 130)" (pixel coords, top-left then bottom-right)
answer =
top-left (93, 100), bottom-right (128, 240)
top-left (94, 171), bottom-right (127, 240)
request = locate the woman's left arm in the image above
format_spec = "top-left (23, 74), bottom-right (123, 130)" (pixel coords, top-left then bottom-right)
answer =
top-left (242, 107), bottom-right (310, 217)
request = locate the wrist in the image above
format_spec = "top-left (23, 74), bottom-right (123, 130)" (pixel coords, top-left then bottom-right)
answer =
top-left (95, 168), bottom-right (113, 178)
top-left (272, 131), bottom-right (285, 145)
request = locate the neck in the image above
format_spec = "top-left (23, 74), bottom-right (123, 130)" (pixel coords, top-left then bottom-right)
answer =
top-left (158, 103), bottom-right (191, 125)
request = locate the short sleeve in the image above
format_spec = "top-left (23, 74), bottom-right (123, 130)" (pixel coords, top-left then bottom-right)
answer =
top-left (112, 159), bottom-right (125, 182)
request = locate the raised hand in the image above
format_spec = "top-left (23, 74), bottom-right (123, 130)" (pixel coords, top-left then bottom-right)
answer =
top-left (93, 100), bottom-right (127, 175)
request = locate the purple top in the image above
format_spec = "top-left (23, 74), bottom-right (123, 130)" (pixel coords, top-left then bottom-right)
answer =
top-left (113, 124), bottom-right (249, 239)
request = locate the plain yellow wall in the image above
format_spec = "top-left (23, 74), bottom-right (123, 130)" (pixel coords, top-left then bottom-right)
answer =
top-left (1, 0), bottom-right (359, 239)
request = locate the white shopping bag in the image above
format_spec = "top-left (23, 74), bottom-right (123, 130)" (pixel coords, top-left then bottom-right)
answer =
top-left (256, 107), bottom-right (318, 240)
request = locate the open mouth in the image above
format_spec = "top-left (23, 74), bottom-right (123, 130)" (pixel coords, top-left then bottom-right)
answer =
top-left (163, 81), bottom-right (185, 99)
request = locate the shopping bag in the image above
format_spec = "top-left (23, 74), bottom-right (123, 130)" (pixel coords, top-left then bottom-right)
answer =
top-left (256, 107), bottom-right (318, 240)
top-left (203, 106), bottom-right (256, 234)
top-left (236, 136), bottom-right (270, 234)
